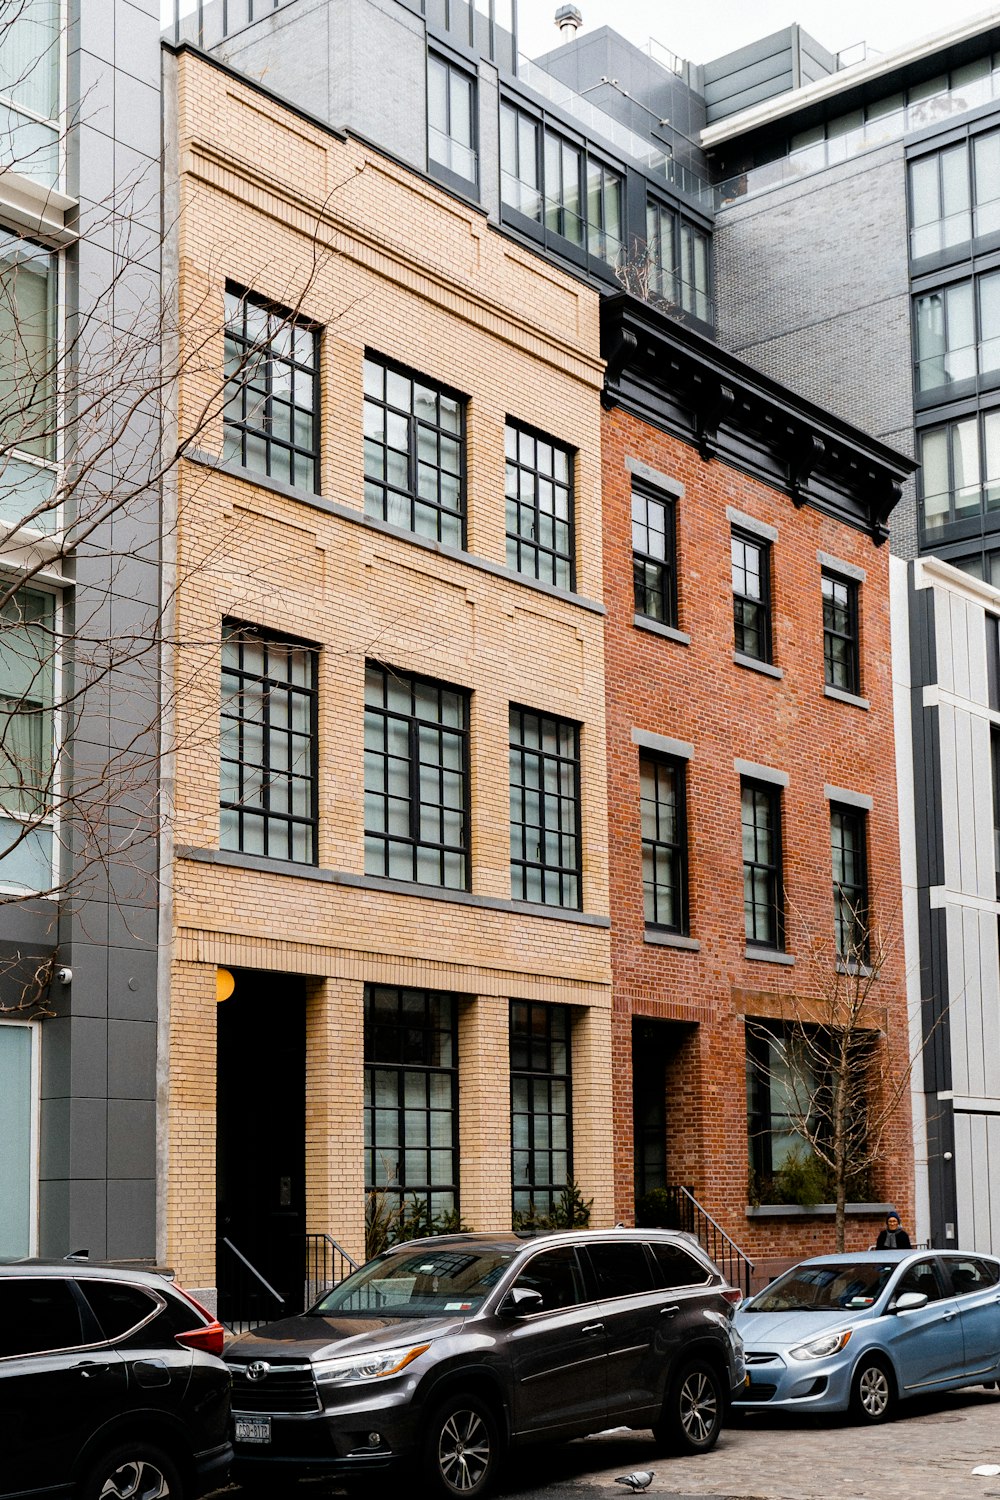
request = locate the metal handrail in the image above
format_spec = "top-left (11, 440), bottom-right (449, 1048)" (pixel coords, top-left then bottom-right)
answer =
top-left (220, 1236), bottom-right (286, 1304)
top-left (303, 1232), bottom-right (360, 1306)
top-left (671, 1185), bottom-right (756, 1297)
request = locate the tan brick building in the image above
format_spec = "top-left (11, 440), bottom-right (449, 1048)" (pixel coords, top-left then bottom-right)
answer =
top-left (162, 47), bottom-right (612, 1308)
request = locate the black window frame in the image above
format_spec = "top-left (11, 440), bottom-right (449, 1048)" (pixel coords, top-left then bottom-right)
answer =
top-left (731, 527), bottom-right (772, 663)
top-left (222, 282), bottom-right (320, 492)
top-left (364, 985), bottom-right (459, 1229)
top-left (631, 484), bottom-right (677, 627)
top-left (219, 620), bottom-right (319, 865)
top-left (745, 1021), bottom-right (825, 1190)
top-left (509, 705), bottom-right (581, 910)
top-left (510, 999), bottom-right (572, 1224)
top-left (912, 266), bottom-right (1000, 399)
top-left (822, 569), bottom-right (861, 695)
top-left (830, 803), bottom-right (870, 962)
top-left (916, 405), bottom-right (1000, 539)
top-left (363, 662), bottom-right (470, 891)
top-left (639, 752), bottom-right (688, 934)
top-left (644, 194), bottom-right (714, 328)
top-left (504, 418), bottom-right (575, 590)
top-left (362, 352), bottom-right (467, 547)
top-left (427, 50), bottom-right (479, 193)
top-left (741, 778), bottom-right (783, 951)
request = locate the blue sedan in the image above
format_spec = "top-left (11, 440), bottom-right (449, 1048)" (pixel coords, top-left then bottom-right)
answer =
top-left (734, 1249), bottom-right (1000, 1422)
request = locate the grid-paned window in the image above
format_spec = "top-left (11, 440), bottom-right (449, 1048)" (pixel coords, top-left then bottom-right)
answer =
top-left (732, 530), bottom-right (771, 662)
top-left (742, 779), bottom-right (782, 949)
top-left (364, 664), bottom-right (468, 889)
top-left (428, 54), bottom-right (477, 184)
top-left (223, 287), bottom-right (319, 491)
top-left (504, 422), bottom-right (574, 588)
top-left (0, 588), bottom-right (55, 891)
top-left (914, 271), bottom-right (1000, 392)
top-left (363, 356), bottom-right (465, 546)
top-left (219, 622), bottom-right (317, 863)
top-left (822, 571), bottom-right (860, 695)
top-left (640, 755), bottom-right (687, 932)
top-left (632, 488), bottom-right (676, 625)
top-left (831, 805), bottom-right (869, 960)
top-left (509, 706), bottom-right (580, 908)
top-left (364, 986), bottom-right (458, 1227)
top-left (918, 411), bottom-right (1000, 533)
top-left (511, 1001), bottom-right (571, 1223)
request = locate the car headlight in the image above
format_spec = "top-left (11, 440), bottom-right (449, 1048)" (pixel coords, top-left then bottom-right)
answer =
top-left (313, 1343), bottom-right (430, 1386)
top-left (788, 1329), bottom-right (853, 1361)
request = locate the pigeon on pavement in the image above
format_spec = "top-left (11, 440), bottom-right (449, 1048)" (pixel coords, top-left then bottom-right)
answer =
top-left (615, 1475), bottom-right (655, 1493)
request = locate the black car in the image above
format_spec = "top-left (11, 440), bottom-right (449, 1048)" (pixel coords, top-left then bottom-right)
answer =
top-left (0, 1258), bottom-right (232, 1500)
top-left (225, 1228), bottom-right (745, 1498)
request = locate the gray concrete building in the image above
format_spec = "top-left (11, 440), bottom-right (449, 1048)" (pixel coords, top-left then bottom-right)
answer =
top-left (0, 0), bottom-right (162, 1260)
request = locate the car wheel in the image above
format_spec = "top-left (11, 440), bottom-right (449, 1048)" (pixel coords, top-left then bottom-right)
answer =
top-left (422, 1393), bottom-right (499, 1498)
top-left (81, 1443), bottom-right (184, 1500)
top-left (652, 1358), bottom-right (724, 1455)
top-left (850, 1356), bottom-right (895, 1424)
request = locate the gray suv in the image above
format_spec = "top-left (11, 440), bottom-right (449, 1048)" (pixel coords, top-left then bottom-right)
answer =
top-left (225, 1228), bottom-right (745, 1497)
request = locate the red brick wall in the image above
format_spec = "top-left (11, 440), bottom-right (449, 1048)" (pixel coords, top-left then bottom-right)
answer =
top-left (602, 406), bottom-right (914, 1260)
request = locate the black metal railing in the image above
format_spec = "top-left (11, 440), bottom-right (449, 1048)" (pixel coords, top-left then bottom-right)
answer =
top-left (217, 1236), bottom-right (286, 1333)
top-left (657, 1185), bottom-right (755, 1297)
top-left (304, 1232), bottom-right (359, 1307)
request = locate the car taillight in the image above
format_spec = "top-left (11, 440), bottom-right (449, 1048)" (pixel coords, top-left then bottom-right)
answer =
top-left (722, 1288), bottom-right (743, 1307)
top-left (171, 1281), bottom-right (226, 1357)
top-left (175, 1321), bottom-right (226, 1357)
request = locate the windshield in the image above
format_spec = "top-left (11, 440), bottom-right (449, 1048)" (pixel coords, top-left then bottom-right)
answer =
top-left (748, 1261), bottom-right (896, 1313)
top-left (312, 1247), bottom-right (516, 1319)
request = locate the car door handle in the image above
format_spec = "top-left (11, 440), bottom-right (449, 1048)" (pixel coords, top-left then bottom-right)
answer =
top-left (660, 1305), bottom-right (680, 1318)
top-left (76, 1362), bottom-right (110, 1378)
top-left (943, 1311), bottom-right (956, 1321)
top-left (582, 1323), bottom-right (604, 1335)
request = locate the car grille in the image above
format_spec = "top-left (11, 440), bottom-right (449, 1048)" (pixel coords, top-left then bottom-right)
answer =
top-left (741, 1382), bottom-right (777, 1401)
top-left (744, 1351), bottom-right (779, 1364)
top-left (229, 1361), bottom-right (321, 1413)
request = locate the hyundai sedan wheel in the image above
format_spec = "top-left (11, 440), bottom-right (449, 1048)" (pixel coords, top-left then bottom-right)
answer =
top-left (851, 1357), bottom-right (895, 1423)
top-left (423, 1394), bottom-right (499, 1498)
top-left (82, 1444), bottom-right (183, 1500)
top-left (653, 1359), bottom-right (724, 1454)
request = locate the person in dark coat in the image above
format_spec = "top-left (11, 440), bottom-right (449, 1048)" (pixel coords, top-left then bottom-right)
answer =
top-left (875, 1211), bottom-right (912, 1249)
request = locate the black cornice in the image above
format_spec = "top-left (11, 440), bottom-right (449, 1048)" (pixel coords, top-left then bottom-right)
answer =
top-left (600, 293), bottom-right (915, 544)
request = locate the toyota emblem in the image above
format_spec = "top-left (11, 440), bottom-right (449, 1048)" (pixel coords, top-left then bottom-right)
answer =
top-left (246, 1361), bottom-right (271, 1382)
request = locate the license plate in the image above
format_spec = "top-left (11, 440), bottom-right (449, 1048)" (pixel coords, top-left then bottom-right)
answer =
top-left (235, 1416), bottom-right (271, 1445)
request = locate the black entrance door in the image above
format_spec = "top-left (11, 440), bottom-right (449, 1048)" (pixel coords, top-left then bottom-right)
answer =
top-left (217, 971), bottom-right (306, 1325)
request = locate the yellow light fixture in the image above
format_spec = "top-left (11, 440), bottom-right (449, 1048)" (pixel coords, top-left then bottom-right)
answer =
top-left (216, 967), bottom-right (236, 1003)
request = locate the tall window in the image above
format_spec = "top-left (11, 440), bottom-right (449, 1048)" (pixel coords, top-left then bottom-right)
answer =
top-left (500, 101), bottom-right (623, 267)
top-left (544, 131), bottom-right (583, 247)
top-left (822, 570), bottom-right (860, 695)
top-left (831, 805), bottom-right (869, 960)
top-left (364, 664), bottom-right (468, 889)
top-left (992, 729), bottom-right (1000, 899)
top-left (499, 102), bottom-right (541, 221)
top-left (504, 421), bottom-right (574, 589)
top-left (645, 199), bottom-right (713, 324)
top-left (0, 1021), bottom-right (35, 1256)
top-left (909, 130), bottom-right (1000, 259)
top-left (640, 754), bottom-right (687, 932)
top-left (363, 356), bottom-right (465, 546)
top-left (510, 1001), bottom-right (571, 1223)
top-left (586, 160), bottom-right (623, 264)
top-left (364, 986), bottom-right (458, 1229)
top-left (223, 286), bottom-right (319, 491)
top-left (509, 706), bottom-right (580, 908)
top-left (0, 230), bottom-right (57, 526)
top-left (742, 779), bottom-right (782, 949)
top-left (427, 54), bottom-right (477, 186)
top-left (914, 271), bottom-right (1000, 393)
top-left (731, 529), bottom-right (771, 662)
top-left (746, 1023), bottom-right (821, 1189)
top-left (632, 488), bottom-right (676, 625)
top-left (219, 622), bottom-right (317, 863)
top-left (918, 411), bottom-right (1000, 533)
top-left (0, 589), bottom-right (55, 891)
top-left (0, 0), bottom-right (61, 185)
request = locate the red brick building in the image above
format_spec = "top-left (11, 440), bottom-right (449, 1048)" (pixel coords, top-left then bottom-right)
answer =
top-left (600, 294), bottom-right (917, 1272)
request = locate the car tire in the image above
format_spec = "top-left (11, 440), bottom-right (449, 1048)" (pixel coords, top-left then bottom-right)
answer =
top-left (422, 1392), bottom-right (499, 1498)
top-left (850, 1355), bottom-right (895, 1423)
top-left (652, 1358), bottom-right (724, 1455)
top-left (81, 1442), bottom-right (185, 1500)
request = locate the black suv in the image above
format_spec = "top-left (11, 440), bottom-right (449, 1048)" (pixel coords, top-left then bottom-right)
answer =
top-left (0, 1259), bottom-right (232, 1500)
top-left (226, 1229), bottom-right (745, 1497)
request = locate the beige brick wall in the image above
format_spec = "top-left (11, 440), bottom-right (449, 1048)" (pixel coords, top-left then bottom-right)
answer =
top-left (163, 51), bottom-right (612, 1287)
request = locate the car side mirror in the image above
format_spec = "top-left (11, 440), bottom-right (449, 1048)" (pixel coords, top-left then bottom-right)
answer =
top-left (500, 1286), bottom-right (544, 1318)
top-left (892, 1290), bottom-right (929, 1313)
